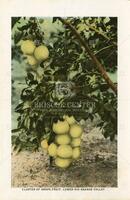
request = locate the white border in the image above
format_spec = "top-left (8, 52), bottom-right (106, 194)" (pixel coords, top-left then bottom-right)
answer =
top-left (1, 0), bottom-right (130, 199)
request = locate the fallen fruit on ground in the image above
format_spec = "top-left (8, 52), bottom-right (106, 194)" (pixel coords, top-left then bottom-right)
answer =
top-left (41, 139), bottom-right (48, 150)
top-left (57, 145), bottom-right (73, 158)
top-left (55, 157), bottom-right (72, 168)
top-left (55, 134), bottom-right (71, 145)
top-left (21, 40), bottom-right (36, 55)
top-left (48, 143), bottom-right (57, 157)
top-left (69, 124), bottom-right (83, 138)
top-left (53, 120), bottom-right (69, 134)
top-left (34, 45), bottom-right (49, 61)
top-left (72, 147), bottom-right (81, 159)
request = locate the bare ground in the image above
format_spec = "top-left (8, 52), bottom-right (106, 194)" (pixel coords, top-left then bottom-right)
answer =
top-left (11, 127), bottom-right (117, 187)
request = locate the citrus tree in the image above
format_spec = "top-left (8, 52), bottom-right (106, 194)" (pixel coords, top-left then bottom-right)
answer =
top-left (12, 17), bottom-right (117, 152)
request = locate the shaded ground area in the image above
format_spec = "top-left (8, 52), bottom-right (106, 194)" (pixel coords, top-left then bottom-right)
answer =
top-left (12, 125), bottom-right (117, 187)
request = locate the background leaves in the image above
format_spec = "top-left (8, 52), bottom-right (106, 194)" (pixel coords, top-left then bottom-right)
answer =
top-left (12, 17), bottom-right (117, 151)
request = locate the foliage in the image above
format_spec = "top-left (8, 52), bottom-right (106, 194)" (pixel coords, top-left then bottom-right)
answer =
top-left (12, 17), bottom-right (117, 151)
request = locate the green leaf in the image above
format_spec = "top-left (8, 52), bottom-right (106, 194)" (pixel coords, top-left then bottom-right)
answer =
top-left (12, 128), bottom-right (21, 133)
top-left (15, 103), bottom-right (23, 113)
top-left (18, 23), bottom-right (32, 31)
top-left (104, 17), bottom-right (110, 24)
top-left (52, 17), bottom-right (58, 23)
top-left (14, 32), bottom-right (23, 44)
top-left (27, 72), bottom-right (34, 81)
top-left (12, 17), bottom-right (21, 28)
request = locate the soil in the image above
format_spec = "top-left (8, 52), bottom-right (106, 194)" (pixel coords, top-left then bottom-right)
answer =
top-left (11, 126), bottom-right (117, 188)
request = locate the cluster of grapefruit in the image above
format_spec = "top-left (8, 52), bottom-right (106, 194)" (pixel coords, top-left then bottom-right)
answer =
top-left (21, 40), bottom-right (49, 68)
top-left (41, 116), bottom-right (83, 169)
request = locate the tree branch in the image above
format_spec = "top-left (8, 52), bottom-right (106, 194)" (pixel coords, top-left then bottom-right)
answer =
top-left (58, 17), bottom-right (117, 94)
top-left (84, 22), bottom-right (117, 47)
top-left (94, 45), bottom-right (114, 55)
